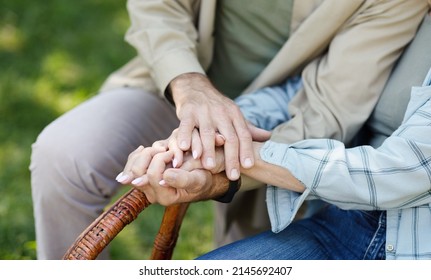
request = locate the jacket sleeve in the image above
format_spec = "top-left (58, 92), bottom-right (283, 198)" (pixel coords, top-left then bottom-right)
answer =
top-left (262, 84), bottom-right (431, 232)
top-left (125, 0), bottom-right (205, 94)
top-left (270, 0), bottom-right (429, 145)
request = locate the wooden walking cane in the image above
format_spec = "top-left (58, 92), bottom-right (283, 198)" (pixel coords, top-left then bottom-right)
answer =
top-left (62, 188), bottom-right (189, 260)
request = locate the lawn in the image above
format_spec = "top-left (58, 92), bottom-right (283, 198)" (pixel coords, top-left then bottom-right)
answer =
top-left (0, 0), bottom-right (214, 260)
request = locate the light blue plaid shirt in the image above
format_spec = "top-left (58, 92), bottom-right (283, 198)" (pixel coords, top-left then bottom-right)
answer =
top-left (237, 67), bottom-right (431, 259)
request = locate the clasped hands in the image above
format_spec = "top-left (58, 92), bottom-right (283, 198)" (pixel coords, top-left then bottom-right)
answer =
top-left (115, 73), bottom-right (272, 206)
top-left (116, 129), bottom-right (236, 205)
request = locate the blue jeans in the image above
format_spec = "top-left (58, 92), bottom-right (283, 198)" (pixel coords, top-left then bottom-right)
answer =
top-left (197, 205), bottom-right (386, 260)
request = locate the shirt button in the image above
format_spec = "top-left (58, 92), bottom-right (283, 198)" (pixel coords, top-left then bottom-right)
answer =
top-left (386, 244), bottom-right (394, 252)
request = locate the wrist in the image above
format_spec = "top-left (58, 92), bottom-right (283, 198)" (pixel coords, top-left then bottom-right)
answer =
top-left (213, 176), bottom-right (241, 203)
top-left (167, 72), bottom-right (208, 105)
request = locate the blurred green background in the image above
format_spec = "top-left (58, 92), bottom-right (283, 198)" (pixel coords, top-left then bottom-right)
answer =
top-left (0, 0), bottom-right (214, 259)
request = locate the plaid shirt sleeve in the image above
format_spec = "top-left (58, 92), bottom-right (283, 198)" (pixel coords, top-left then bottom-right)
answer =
top-left (235, 76), bottom-right (302, 131)
top-left (261, 81), bottom-right (431, 233)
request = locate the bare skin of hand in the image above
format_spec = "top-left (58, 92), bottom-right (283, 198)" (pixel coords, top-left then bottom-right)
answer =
top-left (169, 72), bottom-right (256, 180)
top-left (167, 124), bottom-right (270, 171)
top-left (117, 141), bottom-right (304, 206)
top-left (158, 142), bottom-right (305, 206)
top-left (117, 146), bottom-right (229, 205)
top-left (116, 120), bottom-right (270, 184)
top-left (175, 142), bottom-right (305, 194)
top-left (165, 128), bottom-right (226, 170)
top-left (115, 128), bottom-right (226, 184)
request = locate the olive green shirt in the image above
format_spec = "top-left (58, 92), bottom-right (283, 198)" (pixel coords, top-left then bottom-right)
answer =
top-left (207, 0), bottom-right (294, 99)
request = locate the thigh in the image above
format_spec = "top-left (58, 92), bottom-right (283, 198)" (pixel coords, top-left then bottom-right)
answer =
top-left (56, 87), bottom-right (179, 149)
top-left (197, 222), bottom-right (330, 260)
top-left (299, 206), bottom-right (386, 260)
top-left (198, 206), bottom-right (386, 260)
top-left (32, 87), bottom-right (179, 197)
top-left (31, 87), bottom-right (179, 259)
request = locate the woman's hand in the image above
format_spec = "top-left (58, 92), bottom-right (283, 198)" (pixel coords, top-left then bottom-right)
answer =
top-left (116, 128), bottom-right (226, 185)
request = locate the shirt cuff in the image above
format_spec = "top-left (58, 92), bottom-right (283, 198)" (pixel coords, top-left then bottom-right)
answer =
top-left (260, 141), bottom-right (312, 232)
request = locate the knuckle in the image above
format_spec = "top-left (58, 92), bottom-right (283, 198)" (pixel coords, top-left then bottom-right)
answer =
top-left (127, 152), bottom-right (136, 161)
top-left (140, 188), bottom-right (156, 204)
top-left (152, 140), bottom-right (165, 148)
top-left (200, 127), bottom-right (215, 137)
top-left (158, 194), bottom-right (174, 206)
top-left (225, 156), bottom-right (240, 168)
top-left (143, 146), bottom-right (155, 153)
top-left (152, 152), bottom-right (165, 162)
top-left (147, 195), bottom-right (156, 204)
top-left (130, 166), bottom-right (143, 177)
top-left (223, 132), bottom-right (239, 144)
top-left (238, 132), bottom-right (252, 142)
top-left (172, 128), bottom-right (179, 134)
top-left (178, 118), bottom-right (195, 130)
top-left (223, 102), bottom-right (240, 115)
top-left (179, 175), bottom-right (189, 189)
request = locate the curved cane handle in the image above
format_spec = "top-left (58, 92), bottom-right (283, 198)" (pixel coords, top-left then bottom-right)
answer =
top-left (63, 188), bottom-right (150, 260)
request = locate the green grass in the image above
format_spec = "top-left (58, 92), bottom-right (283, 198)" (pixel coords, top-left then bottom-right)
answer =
top-left (0, 0), bottom-right (214, 260)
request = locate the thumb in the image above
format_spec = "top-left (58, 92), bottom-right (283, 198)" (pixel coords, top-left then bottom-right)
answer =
top-left (247, 122), bottom-right (271, 142)
top-left (163, 168), bottom-right (208, 192)
top-left (163, 168), bottom-right (186, 188)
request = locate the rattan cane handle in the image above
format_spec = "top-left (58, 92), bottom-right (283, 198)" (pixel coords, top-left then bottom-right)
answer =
top-left (63, 188), bottom-right (150, 260)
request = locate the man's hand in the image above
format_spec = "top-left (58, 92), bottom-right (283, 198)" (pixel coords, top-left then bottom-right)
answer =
top-left (167, 124), bottom-right (269, 172)
top-left (169, 72), bottom-right (255, 181)
top-left (166, 128), bottom-right (226, 171)
top-left (155, 167), bottom-right (231, 206)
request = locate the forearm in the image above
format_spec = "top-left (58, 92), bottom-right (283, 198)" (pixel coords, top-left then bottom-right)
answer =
top-left (260, 105), bottom-right (431, 211)
top-left (239, 142), bottom-right (305, 193)
top-left (255, 76), bottom-right (431, 210)
top-left (125, 0), bottom-right (204, 93)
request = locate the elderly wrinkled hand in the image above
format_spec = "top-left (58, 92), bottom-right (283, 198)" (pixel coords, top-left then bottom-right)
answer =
top-left (169, 73), bottom-right (256, 181)
top-left (116, 132), bottom-right (229, 205)
top-left (117, 145), bottom-right (228, 205)
top-left (115, 128), bottom-right (225, 185)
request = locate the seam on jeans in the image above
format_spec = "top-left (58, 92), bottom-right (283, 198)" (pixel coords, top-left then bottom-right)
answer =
top-left (363, 212), bottom-right (386, 259)
top-left (412, 208), bottom-right (419, 259)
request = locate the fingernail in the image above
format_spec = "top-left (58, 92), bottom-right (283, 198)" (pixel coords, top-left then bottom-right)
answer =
top-left (115, 172), bottom-right (123, 181)
top-left (206, 157), bottom-right (215, 168)
top-left (244, 158), bottom-right (253, 168)
top-left (230, 169), bottom-right (239, 180)
top-left (131, 177), bottom-right (143, 185)
top-left (159, 179), bottom-right (166, 186)
top-left (192, 150), bottom-right (198, 159)
top-left (116, 174), bottom-right (130, 183)
top-left (172, 158), bottom-right (178, 168)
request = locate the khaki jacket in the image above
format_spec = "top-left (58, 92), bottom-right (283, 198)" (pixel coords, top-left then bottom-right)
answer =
top-left (102, 0), bottom-right (430, 144)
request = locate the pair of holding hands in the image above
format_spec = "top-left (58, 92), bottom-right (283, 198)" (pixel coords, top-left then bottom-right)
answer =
top-left (116, 129), bottom-right (229, 205)
top-left (116, 73), bottom-right (271, 206)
